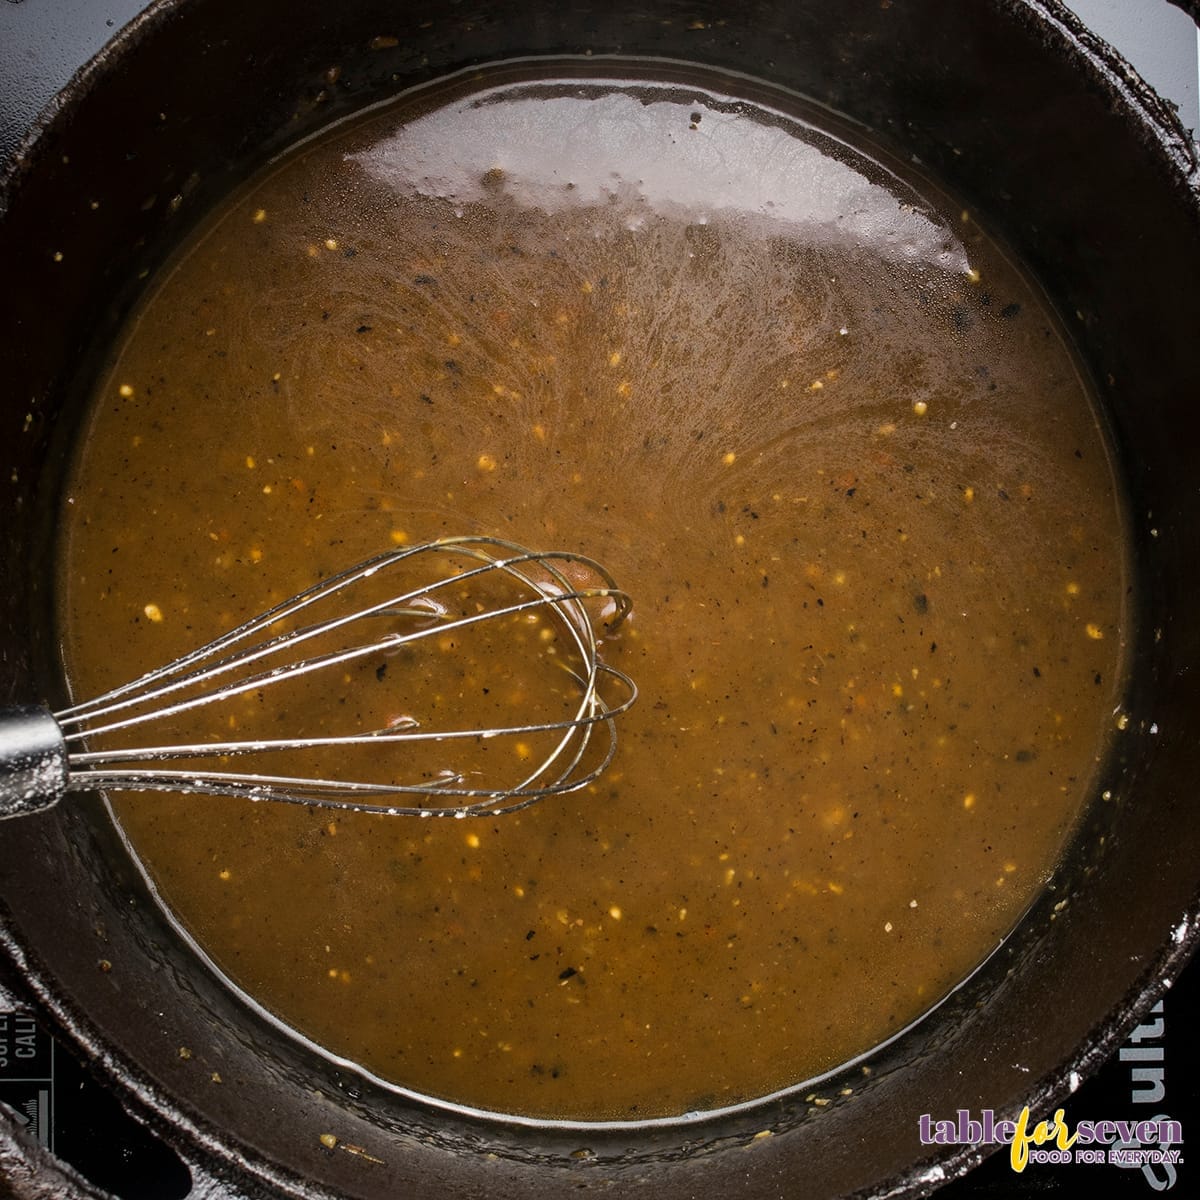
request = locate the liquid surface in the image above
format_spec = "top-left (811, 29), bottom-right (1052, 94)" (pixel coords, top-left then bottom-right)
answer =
top-left (57, 72), bottom-right (1126, 1121)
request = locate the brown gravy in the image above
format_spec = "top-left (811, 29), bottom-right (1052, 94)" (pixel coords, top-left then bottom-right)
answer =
top-left (56, 72), bottom-right (1127, 1121)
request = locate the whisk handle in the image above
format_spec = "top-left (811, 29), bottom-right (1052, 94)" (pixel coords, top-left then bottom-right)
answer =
top-left (0, 706), bottom-right (68, 820)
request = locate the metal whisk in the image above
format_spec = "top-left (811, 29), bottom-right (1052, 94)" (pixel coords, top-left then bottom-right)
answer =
top-left (0, 536), bottom-right (636, 820)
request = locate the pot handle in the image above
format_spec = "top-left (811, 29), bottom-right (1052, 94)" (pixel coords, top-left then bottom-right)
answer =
top-left (0, 707), bottom-right (67, 819)
top-left (0, 1100), bottom-right (264, 1199)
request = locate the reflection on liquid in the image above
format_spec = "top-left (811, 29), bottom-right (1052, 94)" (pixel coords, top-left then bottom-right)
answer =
top-left (352, 82), bottom-right (970, 270)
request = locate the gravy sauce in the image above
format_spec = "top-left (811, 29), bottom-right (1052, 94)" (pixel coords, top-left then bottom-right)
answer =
top-left (56, 72), bottom-right (1127, 1121)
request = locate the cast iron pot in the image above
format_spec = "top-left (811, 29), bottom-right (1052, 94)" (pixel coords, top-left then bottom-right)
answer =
top-left (1, 0), bottom-right (1198, 1196)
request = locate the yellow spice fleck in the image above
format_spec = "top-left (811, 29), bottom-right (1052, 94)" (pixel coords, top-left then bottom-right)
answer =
top-left (963, 793), bottom-right (976, 810)
top-left (319, 1133), bottom-right (338, 1150)
top-left (608, 905), bottom-right (622, 920)
top-left (252, 208), bottom-right (267, 223)
top-left (118, 383), bottom-right (134, 398)
top-left (390, 530), bottom-right (409, 546)
top-left (912, 400), bottom-right (929, 416)
top-left (1085, 622), bottom-right (1104, 640)
top-left (465, 832), bottom-right (481, 849)
top-left (608, 351), bottom-right (622, 367)
top-left (324, 238), bottom-right (338, 251)
top-left (722, 451), bottom-right (737, 465)
top-left (143, 603), bottom-right (163, 623)
top-left (218, 868), bottom-right (232, 881)
top-left (477, 453), bottom-right (497, 472)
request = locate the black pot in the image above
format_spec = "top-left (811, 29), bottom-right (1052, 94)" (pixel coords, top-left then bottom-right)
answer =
top-left (1, 1), bottom-right (1198, 1196)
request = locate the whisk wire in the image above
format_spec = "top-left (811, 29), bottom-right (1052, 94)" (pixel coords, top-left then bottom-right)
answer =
top-left (59, 585), bottom-right (610, 743)
top-left (35, 536), bottom-right (637, 817)
top-left (55, 540), bottom-right (623, 729)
